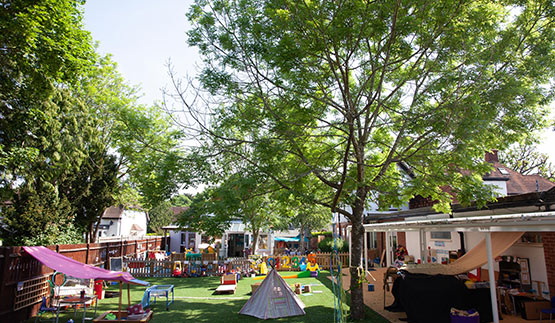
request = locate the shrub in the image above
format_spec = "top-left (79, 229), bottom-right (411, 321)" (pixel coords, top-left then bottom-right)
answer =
top-left (311, 231), bottom-right (333, 237)
top-left (318, 237), bottom-right (349, 253)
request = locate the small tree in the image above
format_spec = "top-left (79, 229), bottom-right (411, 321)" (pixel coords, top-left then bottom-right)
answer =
top-left (148, 201), bottom-right (175, 235)
top-left (500, 140), bottom-right (555, 181)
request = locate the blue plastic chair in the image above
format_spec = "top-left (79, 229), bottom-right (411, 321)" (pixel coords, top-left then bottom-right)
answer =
top-left (34, 297), bottom-right (58, 323)
top-left (540, 296), bottom-right (555, 322)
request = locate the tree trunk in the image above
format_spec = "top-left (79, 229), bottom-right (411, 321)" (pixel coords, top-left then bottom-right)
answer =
top-left (349, 189), bottom-right (366, 320)
top-left (349, 214), bottom-right (365, 320)
top-left (252, 228), bottom-right (260, 255)
top-left (299, 223), bottom-right (305, 254)
top-left (91, 215), bottom-right (102, 243)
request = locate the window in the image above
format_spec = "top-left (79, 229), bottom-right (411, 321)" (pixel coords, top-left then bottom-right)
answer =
top-left (498, 168), bottom-right (509, 175)
top-left (201, 235), bottom-right (211, 244)
top-left (366, 232), bottom-right (378, 249)
top-left (259, 235), bottom-right (268, 249)
top-left (431, 231), bottom-right (451, 240)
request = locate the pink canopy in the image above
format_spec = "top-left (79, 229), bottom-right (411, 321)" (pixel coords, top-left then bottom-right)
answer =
top-left (23, 246), bottom-right (148, 286)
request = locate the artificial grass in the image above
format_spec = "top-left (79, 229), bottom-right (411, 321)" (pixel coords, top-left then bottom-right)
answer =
top-left (27, 271), bottom-right (389, 322)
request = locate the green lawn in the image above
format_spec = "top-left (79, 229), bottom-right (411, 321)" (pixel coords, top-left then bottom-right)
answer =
top-left (29, 271), bottom-right (389, 322)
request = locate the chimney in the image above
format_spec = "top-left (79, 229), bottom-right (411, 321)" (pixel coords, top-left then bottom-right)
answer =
top-left (485, 150), bottom-right (499, 163)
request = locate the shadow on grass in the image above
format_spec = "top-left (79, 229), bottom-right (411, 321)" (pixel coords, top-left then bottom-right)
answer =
top-left (25, 274), bottom-right (389, 323)
top-left (148, 299), bottom-right (338, 323)
top-left (316, 271), bottom-right (390, 322)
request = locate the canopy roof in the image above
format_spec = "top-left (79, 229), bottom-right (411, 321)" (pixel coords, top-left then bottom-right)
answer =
top-left (355, 211), bottom-right (555, 233)
top-left (274, 234), bottom-right (309, 242)
top-left (23, 246), bottom-right (148, 286)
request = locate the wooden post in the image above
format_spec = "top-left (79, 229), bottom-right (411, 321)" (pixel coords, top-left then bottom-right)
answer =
top-left (120, 239), bottom-right (124, 258)
top-left (85, 243), bottom-right (90, 264)
top-left (127, 284), bottom-right (131, 307)
top-left (118, 281), bottom-right (122, 321)
top-left (105, 244), bottom-right (109, 269)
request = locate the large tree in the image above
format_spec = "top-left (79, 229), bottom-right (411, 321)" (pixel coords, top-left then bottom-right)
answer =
top-left (181, 0), bottom-right (555, 318)
top-left (0, 1), bottom-right (188, 244)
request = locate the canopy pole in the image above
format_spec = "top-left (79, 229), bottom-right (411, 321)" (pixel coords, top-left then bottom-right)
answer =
top-left (385, 232), bottom-right (391, 267)
top-left (364, 231), bottom-right (368, 274)
top-left (348, 229), bottom-right (352, 268)
top-left (419, 229), bottom-right (425, 263)
top-left (128, 283), bottom-right (131, 307)
top-left (118, 281), bottom-right (123, 322)
top-left (486, 232), bottom-right (499, 323)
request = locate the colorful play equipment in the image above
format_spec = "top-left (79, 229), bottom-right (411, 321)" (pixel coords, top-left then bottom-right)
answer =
top-left (172, 261), bottom-right (182, 277)
top-left (141, 285), bottom-right (174, 311)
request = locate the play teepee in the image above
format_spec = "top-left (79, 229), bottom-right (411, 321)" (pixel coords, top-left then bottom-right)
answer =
top-left (240, 268), bottom-right (306, 319)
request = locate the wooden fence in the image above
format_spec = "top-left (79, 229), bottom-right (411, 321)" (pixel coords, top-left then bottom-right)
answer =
top-left (0, 237), bottom-right (163, 322)
top-left (123, 253), bottom-right (350, 279)
top-left (125, 259), bottom-right (174, 278)
top-left (125, 256), bottom-right (251, 277)
top-left (316, 252), bottom-right (350, 270)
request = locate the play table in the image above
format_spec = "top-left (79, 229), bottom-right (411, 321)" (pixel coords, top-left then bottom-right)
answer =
top-left (143, 285), bottom-right (174, 310)
top-left (56, 295), bottom-right (97, 323)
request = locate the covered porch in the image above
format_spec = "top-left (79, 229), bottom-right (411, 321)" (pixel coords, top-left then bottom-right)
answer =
top-left (347, 211), bottom-right (555, 323)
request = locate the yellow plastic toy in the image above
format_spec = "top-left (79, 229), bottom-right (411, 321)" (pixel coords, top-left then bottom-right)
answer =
top-left (259, 262), bottom-right (268, 275)
top-left (306, 262), bottom-right (320, 272)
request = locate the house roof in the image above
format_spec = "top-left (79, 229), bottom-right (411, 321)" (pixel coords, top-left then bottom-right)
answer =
top-left (130, 224), bottom-right (144, 231)
top-left (482, 150), bottom-right (555, 194)
top-left (171, 206), bottom-right (189, 216)
top-left (485, 161), bottom-right (555, 194)
top-left (101, 206), bottom-right (149, 221)
top-left (102, 206), bottom-right (124, 219)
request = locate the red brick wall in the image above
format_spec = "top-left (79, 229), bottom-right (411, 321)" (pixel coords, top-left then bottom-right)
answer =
top-left (409, 195), bottom-right (435, 209)
top-left (542, 232), bottom-right (555, 296)
top-left (398, 232), bottom-right (406, 247)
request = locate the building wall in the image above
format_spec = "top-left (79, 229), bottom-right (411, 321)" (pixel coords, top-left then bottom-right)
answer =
top-left (120, 209), bottom-right (148, 236)
top-left (542, 232), bottom-right (555, 297)
top-left (505, 243), bottom-right (548, 296)
top-left (99, 218), bottom-right (121, 237)
top-left (405, 231), bottom-right (461, 263)
top-left (465, 232), bottom-right (549, 298)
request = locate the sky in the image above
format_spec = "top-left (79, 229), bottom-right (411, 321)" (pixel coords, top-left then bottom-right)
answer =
top-left (83, 1), bottom-right (555, 162)
top-left (83, 0), bottom-right (199, 106)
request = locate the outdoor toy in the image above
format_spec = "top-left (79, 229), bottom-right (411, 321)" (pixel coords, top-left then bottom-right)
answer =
top-left (253, 269), bottom-right (313, 280)
top-left (172, 261), bottom-right (182, 277)
top-left (141, 285), bottom-right (174, 311)
top-left (259, 262), bottom-right (268, 275)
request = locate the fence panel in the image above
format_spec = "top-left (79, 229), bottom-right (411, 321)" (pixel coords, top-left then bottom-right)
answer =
top-left (125, 259), bottom-right (173, 278)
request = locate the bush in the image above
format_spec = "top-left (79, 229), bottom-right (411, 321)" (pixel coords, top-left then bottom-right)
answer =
top-left (318, 237), bottom-right (349, 253)
top-left (311, 231), bottom-right (333, 237)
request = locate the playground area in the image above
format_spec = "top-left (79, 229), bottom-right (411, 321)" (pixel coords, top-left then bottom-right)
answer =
top-left (24, 272), bottom-right (388, 323)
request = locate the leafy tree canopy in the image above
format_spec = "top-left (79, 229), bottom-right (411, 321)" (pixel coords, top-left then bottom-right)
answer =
top-left (148, 200), bottom-right (175, 235)
top-left (0, 0), bottom-right (189, 244)
top-left (183, 0), bottom-right (555, 319)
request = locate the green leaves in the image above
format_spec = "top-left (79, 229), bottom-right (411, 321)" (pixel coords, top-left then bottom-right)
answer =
top-left (186, 1), bottom-right (555, 317)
